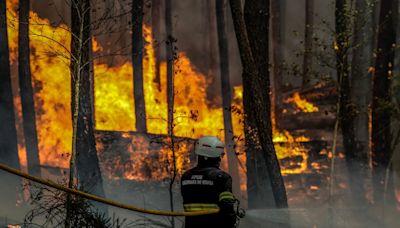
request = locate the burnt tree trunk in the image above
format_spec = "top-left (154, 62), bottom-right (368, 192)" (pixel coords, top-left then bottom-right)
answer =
top-left (230, 0), bottom-right (289, 211)
top-left (335, 0), bottom-right (359, 201)
top-left (165, 0), bottom-right (174, 137)
top-left (207, 0), bottom-right (218, 88)
top-left (349, 0), bottom-right (373, 204)
top-left (270, 0), bottom-right (284, 130)
top-left (372, 0), bottom-right (397, 203)
top-left (152, 0), bottom-right (161, 90)
top-left (132, 0), bottom-right (147, 133)
top-left (215, 0), bottom-right (241, 200)
top-left (302, 0), bottom-right (314, 88)
top-left (165, 0), bottom-right (176, 226)
top-left (244, 0), bottom-right (275, 209)
top-left (0, 0), bottom-right (21, 210)
top-left (18, 0), bottom-right (41, 177)
top-left (68, 1), bottom-right (106, 223)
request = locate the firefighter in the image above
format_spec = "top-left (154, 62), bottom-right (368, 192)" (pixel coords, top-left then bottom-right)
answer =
top-left (181, 136), bottom-right (237, 228)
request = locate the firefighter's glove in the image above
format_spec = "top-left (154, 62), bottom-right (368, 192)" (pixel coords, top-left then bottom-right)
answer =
top-left (219, 192), bottom-right (237, 227)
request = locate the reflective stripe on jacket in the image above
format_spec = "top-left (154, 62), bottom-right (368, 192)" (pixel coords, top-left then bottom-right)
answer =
top-left (181, 166), bottom-right (236, 228)
top-left (183, 203), bottom-right (219, 212)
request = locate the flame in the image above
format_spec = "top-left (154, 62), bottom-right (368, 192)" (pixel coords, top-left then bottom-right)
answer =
top-left (95, 27), bottom-right (225, 139)
top-left (6, 0), bottom-right (312, 183)
top-left (309, 185), bottom-right (319, 191)
top-left (6, 0), bottom-right (18, 62)
top-left (231, 86), bottom-right (310, 175)
top-left (285, 92), bottom-right (319, 113)
top-left (12, 92), bottom-right (28, 168)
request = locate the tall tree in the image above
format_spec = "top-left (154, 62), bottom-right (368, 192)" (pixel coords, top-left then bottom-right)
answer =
top-left (349, 0), bottom-right (373, 203)
top-left (152, 0), bottom-right (161, 90)
top-left (215, 0), bottom-right (241, 200)
top-left (165, 0), bottom-right (174, 137)
top-left (207, 0), bottom-right (218, 83)
top-left (372, 0), bottom-right (397, 203)
top-left (243, 0), bottom-right (275, 208)
top-left (302, 0), bottom-right (314, 88)
top-left (230, 0), bottom-right (289, 210)
top-left (0, 0), bottom-right (21, 210)
top-left (67, 1), bottom-right (106, 225)
top-left (270, 0), bottom-right (284, 130)
top-left (165, 0), bottom-right (176, 226)
top-left (132, 0), bottom-right (147, 133)
top-left (18, 0), bottom-right (41, 177)
top-left (335, 0), bottom-right (359, 201)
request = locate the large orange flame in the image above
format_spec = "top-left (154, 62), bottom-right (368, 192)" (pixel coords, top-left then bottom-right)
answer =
top-left (6, 0), bottom-right (316, 183)
top-left (7, 0), bottom-right (72, 168)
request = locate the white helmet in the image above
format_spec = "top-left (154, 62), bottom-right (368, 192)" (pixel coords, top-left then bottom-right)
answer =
top-left (195, 136), bottom-right (225, 158)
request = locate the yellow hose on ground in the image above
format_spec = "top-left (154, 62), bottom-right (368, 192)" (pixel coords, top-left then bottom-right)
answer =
top-left (0, 163), bottom-right (219, 216)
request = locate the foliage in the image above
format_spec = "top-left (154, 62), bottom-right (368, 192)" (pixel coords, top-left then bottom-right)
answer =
top-left (22, 182), bottom-right (142, 228)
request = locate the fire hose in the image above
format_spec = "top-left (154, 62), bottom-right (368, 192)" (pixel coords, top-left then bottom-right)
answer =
top-left (0, 163), bottom-right (218, 217)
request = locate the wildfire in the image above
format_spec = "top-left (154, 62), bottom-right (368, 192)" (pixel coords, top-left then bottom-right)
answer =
top-left (6, 0), bottom-right (317, 183)
top-left (285, 92), bottom-right (319, 113)
top-left (7, 0), bottom-right (72, 168)
top-left (231, 86), bottom-right (310, 175)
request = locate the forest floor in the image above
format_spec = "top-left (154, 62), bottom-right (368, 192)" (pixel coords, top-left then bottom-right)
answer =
top-left (1, 172), bottom-right (399, 228)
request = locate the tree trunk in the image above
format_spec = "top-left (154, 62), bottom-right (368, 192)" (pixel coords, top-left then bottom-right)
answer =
top-left (165, 0), bottom-right (174, 139)
top-left (335, 0), bottom-right (359, 204)
top-left (215, 0), bottom-right (242, 201)
top-left (270, 0), bottom-right (284, 131)
top-left (349, 0), bottom-right (373, 204)
top-left (67, 1), bottom-right (106, 224)
top-left (302, 0), bottom-right (314, 89)
top-left (165, 0), bottom-right (176, 226)
top-left (230, 0), bottom-right (289, 211)
top-left (18, 0), bottom-right (41, 177)
top-left (243, 0), bottom-right (275, 209)
top-left (372, 0), bottom-right (397, 203)
top-left (132, 0), bottom-right (147, 133)
top-left (207, 0), bottom-right (218, 86)
top-left (152, 0), bottom-right (161, 90)
top-left (0, 0), bottom-right (21, 210)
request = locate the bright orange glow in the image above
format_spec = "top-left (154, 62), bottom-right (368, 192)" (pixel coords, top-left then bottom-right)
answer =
top-left (309, 185), bottom-right (319, 191)
top-left (95, 27), bottom-right (225, 139)
top-left (8, 0), bottom-right (73, 168)
top-left (6, 0), bottom-right (313, 184)
top-left (230, 86), bottom-right (310, 175)
top-left (6, 0), bottom-right (18, 62)
top-left (285, 92), bottom-right (319, 113)
top-left (7, 225), bottom-right (22, 228)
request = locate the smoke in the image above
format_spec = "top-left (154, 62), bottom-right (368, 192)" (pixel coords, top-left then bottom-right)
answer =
top-left (240, 169), bottom-right (400, 227)
top-left (241, 207), bottom-right (397, 228)
top-left (0, 173), bottom-right (29, 225)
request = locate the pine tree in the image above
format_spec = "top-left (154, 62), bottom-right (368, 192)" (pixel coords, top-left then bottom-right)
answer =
top-left (18, 0), bottom-right (42, 177)
top-left (132, 0), bottom-right (147, 133)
